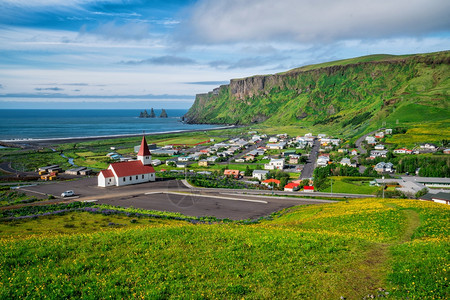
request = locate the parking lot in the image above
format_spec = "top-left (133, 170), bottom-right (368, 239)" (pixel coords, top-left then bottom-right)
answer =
top-left (18, 178), bottom-right (335, 220)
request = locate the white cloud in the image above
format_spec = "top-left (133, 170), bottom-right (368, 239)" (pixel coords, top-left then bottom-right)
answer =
top-left (180, 0), bottom-right (450, 44)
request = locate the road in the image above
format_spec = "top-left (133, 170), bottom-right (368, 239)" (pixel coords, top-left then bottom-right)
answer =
top-left (355, 130), bottom-right (378, 155)
top-left (300, 139), bottom-right (320, 179)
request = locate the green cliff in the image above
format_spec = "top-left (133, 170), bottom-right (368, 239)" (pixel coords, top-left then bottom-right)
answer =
top-left (184, 51), bottom-right (450, 135)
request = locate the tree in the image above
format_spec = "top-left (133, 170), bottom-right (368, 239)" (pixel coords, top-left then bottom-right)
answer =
top-left (280, 177), bottom-right (288, 190)
top-left (244, 165), bottom-right (253, 177)
top-left (415, 188), bottom-right (428, 199)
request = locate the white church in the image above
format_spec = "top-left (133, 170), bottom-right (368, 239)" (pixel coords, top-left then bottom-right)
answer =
top-left (98, 136), bottom-right (156, 187)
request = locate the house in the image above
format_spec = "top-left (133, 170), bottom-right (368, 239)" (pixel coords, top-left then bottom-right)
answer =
top-left (224, 169), bottom-right (240, 179)
top-left (266, 142), bottom-right (287, 150)
top-left (374, 144), bottom-right (385, 150)
top-left (444, 149), bottom-right (450, 154)
top-left (206, 156), bottom-right (218, 162)
top-left (151, 159), bottom-right (162, 166)
top-left (264, 159), bottom-right (285, 170)
top-left (98, 136), bottom-right (155, 187)
top-left (289, 156), bottom-right (300, 164)
top-left (252, 170), bottom-right (270, 180)
top-left (178, 156), bottom-right (192, 162)
top-left (338, 149), bottom-right (348, 154)
top-left (375, 132), bottom-right (385, 139)
top-left (318, 134), bottom-right (327, 139)
top-left (393, 148), bottom-right (413, 154)
top-left (365, 136), bottom-right (376, 144)
top-left (340, 158), bottom-right (356, 167)
top-left (385, 128), bottom-right (393, 135)
top-left (317, 155), bottom-right (330, 167)
top-left (420, 143), bottom-right (438, 151)
top-left (198, 160), bottom-right (209, 167)
top-left (370, 150), bottom-right (388, 158)
top-left (262, 178), bottom-right (281, 187)
top-left (350, 149), bottom-right (358, 156)
top-left (176, 162), bottom-right (191, 168)
top-left (303, 186), bottom-right (314, 192)
top-left (374, 162), bottom-right (394, 173)
top-left (330, 139), bottom-right (341, 146)
top-left (284, 182), bottom-right (300, 192)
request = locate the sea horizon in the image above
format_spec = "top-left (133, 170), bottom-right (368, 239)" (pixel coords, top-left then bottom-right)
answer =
top-left (0, 109), bottom-right (221, 141)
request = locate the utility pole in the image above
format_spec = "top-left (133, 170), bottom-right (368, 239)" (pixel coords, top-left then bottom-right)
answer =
top-left (330, 177), bottom-right (333, 197)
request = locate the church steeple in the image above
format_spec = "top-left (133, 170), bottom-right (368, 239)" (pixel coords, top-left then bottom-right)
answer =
top-left (137, 136), bottom-right (152, 165)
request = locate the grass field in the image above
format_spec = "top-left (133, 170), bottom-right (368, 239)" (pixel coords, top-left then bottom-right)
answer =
top-left (321, 176), bottom-right (380, 195)
top-left (0, 198), bottom-right (448, 299)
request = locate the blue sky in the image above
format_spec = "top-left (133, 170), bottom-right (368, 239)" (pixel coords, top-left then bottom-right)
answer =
top-left (0, 0), bottom-right (449, 109)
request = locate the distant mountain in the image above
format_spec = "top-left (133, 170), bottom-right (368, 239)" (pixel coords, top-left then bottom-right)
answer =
top-left (184, 51), bottom-right (450, 135)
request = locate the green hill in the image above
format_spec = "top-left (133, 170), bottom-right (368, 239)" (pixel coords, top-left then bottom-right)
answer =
top-left (184, 51), bottom-right (450, 137)
top-left (1, 198), bottom-right (448, 299)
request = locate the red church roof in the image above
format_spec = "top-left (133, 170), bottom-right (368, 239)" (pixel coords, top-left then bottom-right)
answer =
top-left (137, 136), bottom-right (151, 156)
top-left (99, 169), bottom-right (114, 178)
top-left (110, 161), bottom-right (155, 177)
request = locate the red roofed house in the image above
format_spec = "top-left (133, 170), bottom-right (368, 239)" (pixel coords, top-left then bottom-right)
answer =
top-left (284, 182), bottom-right (300, 192)
top-left (98, 136), bottom-right (156, 187)
top-left (303, 186), bottom-right (314, 192)
top-left (262, 178), bottom-right (281, 187)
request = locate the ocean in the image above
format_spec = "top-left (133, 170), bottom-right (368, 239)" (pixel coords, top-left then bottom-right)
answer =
top-left (0, 109), bottom-right (220, 141)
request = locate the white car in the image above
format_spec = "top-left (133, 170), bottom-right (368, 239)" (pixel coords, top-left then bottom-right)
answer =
top-left (61, 190), bottom-right (74, 197)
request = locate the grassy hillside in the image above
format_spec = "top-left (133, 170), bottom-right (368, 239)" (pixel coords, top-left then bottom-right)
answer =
top-left (184, 51), bottom-right (450, 138)
top-left (1, 198), bottom-right (448, 299)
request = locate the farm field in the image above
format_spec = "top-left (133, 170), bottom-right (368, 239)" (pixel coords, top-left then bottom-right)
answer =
top-left (0, 198), bottom-right (448, 299)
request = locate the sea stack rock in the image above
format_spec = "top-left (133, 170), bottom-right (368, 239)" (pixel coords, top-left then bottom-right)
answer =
top-left (160, 109), bottom-right (168, 118)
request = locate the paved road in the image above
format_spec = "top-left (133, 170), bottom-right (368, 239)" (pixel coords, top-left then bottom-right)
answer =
top-left (355, 130), bottom-right (378, 155)
top-left (300, 139), bottom-right (320, 179)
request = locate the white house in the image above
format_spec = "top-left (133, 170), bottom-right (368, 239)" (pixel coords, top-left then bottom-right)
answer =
top-left (340, 158), bottom-right (356, 167)
top-left (374, 144), bottom-right (385, 150)
top-left (252, 170), bottom-right (270, 180)
top-left (264, 159), bottom-right (285, 170)
top-left (266, 142), bottom-right (287, 150)
top-left (98, 136), bottom-right (156, 187)
top-left (317, 155), bottom-right (330, 167)
top-left (374, 162), bottom-right (394, 173)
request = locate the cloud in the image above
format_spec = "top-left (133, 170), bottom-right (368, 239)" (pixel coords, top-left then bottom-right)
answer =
top-left (80, 21), bottom-right (151, 41)
top-left (0, 92), bottom-right (194, 100)
top-left (35, 87), bottom-right (64, 91)
top-left (120, 55), bottom-right (197, 66)
top-left (208, 55), bottom-right (290, 69)
top-left (179, 0), bottom-right (450, 44)
top-left (184, 81), bottom-right (229, 85)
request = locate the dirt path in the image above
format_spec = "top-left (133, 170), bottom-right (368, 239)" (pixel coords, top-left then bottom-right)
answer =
top-left (340, 208), bottom-right (421, 299)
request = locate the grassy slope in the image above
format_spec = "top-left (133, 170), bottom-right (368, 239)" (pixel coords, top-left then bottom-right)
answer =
top-left (1, 198), bottom-right (448, 299)
top-left (185, 51), bottom-right (450, 139)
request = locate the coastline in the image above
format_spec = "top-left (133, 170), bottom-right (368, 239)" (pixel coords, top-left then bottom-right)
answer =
top-left (0, 125), bottom-right (237, 147)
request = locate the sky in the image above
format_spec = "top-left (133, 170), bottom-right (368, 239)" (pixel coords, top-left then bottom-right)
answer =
top-left (0, 0), bottom-right (449, 109)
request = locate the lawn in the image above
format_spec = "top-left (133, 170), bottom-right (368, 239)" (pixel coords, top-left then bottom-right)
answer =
top-left (0, 198), bottom-right (448, 299)
top-left (320, 176), bottom-right (380, 195)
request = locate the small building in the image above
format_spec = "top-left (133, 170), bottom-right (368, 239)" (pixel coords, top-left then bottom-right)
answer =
top-left (375, 132), bottom-right (385, 139)
top-left (350, 149), bottom-right (358, 156)
top-left (303, 186), bottom-right (314, 192)
top-left (284, 182), bottom-right (300, 192)
top-left (266, 142), bottom-right (287, 150)
top-left (262, 178), bottom-right (281, 187)
top-left (338, 148), bottom-right (348, 154)
top-left (65, 167), bottom-right (88, 175)
top-left (385, 128), bottom-right (393, 135)
top-left (264, 158), bottom-right (285, 170)
top-left (374, 162), bottom-right (394, 173)
top-left (393, 148), bottom-right (413, 154)
top-left (224, 169), bottom-right (240, 179)
top-left (374, 144), bottom-right (385, 150)
top-left (420, 143), bottom-right (438, 151)
top-left (340, 158), bottom-right (356, 167)
top-left (317, 155), bottom-right (330, 167)
top-left (198, 160), bottom-right (209, 167)
top-left (252, 170), bottom-right (269, 180)
top-left (443, 149), bottom-right (450, 154)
